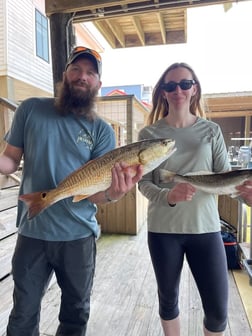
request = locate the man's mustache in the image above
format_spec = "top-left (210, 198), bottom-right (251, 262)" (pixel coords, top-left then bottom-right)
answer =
top-left (71, 80), bottom-right (89, 89)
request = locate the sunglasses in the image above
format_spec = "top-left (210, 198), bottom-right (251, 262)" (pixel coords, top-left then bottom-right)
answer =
top-left (161, 79), bottom-right (196, 92)
top-left (71, 46), bottom-right (102, 63)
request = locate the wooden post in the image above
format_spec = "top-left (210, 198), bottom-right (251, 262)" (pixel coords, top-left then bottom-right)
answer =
top-left (126, 96), bottom-right (133, 143)
top-left (49, 13), bottom-right (75, 95)
top-left (244, 116), bottom-right (251, 146)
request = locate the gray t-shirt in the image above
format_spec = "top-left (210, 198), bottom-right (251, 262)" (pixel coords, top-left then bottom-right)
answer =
top-left (138, 117), bottom-right (230, 234)
top-left (5, 97), bottom-right (115, 240)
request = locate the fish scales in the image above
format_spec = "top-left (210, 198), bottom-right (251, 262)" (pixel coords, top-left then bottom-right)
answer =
top-left (58, 147), bottom-right (143, 191)
top-left (20, 138), bottom-right (176, 219)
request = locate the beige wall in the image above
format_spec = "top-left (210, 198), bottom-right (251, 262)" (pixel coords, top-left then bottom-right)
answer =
top-left (0, 75), bottom-right (52, 102)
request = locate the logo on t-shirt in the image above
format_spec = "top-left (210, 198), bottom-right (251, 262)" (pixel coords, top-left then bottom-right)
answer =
top-left (77, 129), bottom-right (94, 150)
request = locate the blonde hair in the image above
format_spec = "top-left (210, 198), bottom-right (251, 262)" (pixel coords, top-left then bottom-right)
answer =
top-left (147, 62), bottom-right (205, 125)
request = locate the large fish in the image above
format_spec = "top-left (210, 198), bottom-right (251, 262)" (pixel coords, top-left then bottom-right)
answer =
top-left (20, 138), bottom-right (176, 219)
top-left (159, 169), bottom-right (252, 196)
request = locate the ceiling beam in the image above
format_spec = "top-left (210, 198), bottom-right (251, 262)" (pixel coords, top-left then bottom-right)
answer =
top-left (157, 12), bottom-right (166, 44)
top-left (106, 19), bottom-right (126, 47)
top-left (46, 0), bottom-right (145, 16)
top-left (132, 16), bottom-right (145, 46)
top-left (206, 111), bottom-right (252, 118)
top-left (93, 21), bottom-right (117, 48)
top-left (45, 0), bottom-right (244, 16)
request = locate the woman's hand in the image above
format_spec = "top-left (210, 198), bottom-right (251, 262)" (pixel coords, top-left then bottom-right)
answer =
top-left (167, 182), bottom-right (196, 205)
top-left (236, 180), bottom-right (252, 206)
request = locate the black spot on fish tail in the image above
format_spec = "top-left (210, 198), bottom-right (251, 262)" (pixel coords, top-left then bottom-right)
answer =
top-left (19, 191), bottom-right (51, 220)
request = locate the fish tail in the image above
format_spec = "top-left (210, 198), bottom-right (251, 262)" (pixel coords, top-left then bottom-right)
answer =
top-left (159, 169), bottom-right (176, 183)
top-left (19, 191), bottom-right (52, 220)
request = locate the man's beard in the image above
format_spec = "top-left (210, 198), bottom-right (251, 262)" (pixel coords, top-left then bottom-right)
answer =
top-left (55, 79), bottom-right (99, 119)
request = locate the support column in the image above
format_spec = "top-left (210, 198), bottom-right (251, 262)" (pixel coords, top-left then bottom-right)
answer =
top-left (49, 13), bottom-right (75, 95)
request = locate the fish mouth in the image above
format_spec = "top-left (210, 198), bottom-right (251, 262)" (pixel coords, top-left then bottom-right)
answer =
top-left (168, 147), bottom-right (177, 156)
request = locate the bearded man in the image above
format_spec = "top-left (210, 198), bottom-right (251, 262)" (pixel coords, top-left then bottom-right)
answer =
top-left (0, 47), bottom-right (143, 336)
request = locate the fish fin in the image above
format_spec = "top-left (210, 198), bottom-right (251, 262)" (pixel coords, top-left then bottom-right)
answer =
top-left (72, 195), bottom-right (89, 202)
top-left (19, 191), bottom-right (51, 220)
top-left (159, 169), bottom-right (176, 183)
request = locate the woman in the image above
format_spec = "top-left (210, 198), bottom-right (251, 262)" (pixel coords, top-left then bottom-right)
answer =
top-left (138, 62), bottom-right (230, 336)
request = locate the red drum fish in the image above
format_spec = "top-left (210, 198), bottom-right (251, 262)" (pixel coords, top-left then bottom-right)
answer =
top-left (20, 138), bottom-right (176, 219)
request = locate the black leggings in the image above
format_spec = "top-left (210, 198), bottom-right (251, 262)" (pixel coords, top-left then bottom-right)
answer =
top-left (148, 231), bottom-right (228, 333)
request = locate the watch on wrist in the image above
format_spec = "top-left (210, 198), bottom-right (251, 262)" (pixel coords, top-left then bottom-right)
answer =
top-left (104, 189), bottom-right (117, 203)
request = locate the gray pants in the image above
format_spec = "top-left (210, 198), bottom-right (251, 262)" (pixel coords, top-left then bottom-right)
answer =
top-left (7, 234), bottom-right (96, 336)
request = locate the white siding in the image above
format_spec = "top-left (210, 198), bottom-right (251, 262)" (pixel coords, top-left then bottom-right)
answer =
top-left (0, 0), bottom-right (7, 75)
top-left (6, 0), bottom-right (53, 94)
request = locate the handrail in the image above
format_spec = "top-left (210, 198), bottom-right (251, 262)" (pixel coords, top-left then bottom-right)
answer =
top-left (0, 97), bottom-right (18, 111)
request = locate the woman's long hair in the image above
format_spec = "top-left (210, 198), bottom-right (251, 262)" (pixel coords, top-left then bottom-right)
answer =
top-left (147, 62), bottom-right (205, 125)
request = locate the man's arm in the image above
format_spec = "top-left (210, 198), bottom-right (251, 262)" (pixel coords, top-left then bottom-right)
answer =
top-left (0, 143), bottom-right (23, 175)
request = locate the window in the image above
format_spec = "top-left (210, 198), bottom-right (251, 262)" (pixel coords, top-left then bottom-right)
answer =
top-left (35, 9), bottom-right (49, 62)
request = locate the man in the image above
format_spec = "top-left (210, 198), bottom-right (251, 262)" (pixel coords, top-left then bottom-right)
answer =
top-left (0, 46), bottom-right (143, 336)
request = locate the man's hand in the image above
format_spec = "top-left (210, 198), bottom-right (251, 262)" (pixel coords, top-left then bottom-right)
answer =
top-left (88, 162), bottom-right (144, 204)
top-left (106, 162), bottom-right (144, 201)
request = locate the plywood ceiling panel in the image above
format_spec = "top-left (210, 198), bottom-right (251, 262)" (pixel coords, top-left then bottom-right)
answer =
top-left (45, 0), bottom-right (247, 48)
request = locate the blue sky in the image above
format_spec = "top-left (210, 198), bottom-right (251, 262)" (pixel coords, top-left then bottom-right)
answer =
top-left (87, 1), bottom-right (252, 94)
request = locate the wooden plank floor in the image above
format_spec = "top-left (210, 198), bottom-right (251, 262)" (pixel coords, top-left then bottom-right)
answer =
top-left (1, 225), bottom-right (252, 336)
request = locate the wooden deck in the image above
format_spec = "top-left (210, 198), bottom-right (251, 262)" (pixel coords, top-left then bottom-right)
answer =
top-left (0, 186), bottom-right (252, 335)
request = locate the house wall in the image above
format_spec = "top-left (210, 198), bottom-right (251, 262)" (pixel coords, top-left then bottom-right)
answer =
top-left (0, 0), bottom-right (7, 77)
top-left (0, 0), bottom-right (53, 100)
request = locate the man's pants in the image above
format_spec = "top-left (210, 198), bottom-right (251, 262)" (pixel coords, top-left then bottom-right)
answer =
top-left (7, 234), bottom-right (96, 336)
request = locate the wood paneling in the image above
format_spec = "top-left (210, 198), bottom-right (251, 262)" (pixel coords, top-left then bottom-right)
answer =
top-left (96, 186), bottom-right (148, 234)
top-left (218, 195), bottom-right (239, 229)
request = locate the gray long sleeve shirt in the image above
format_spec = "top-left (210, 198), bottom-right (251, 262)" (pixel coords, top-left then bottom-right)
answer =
top-left (138, 117), bottom-right (230, 234)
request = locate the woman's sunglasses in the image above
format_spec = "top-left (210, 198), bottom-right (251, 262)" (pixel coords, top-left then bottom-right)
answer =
top-left (161, 79), bottom-right (196, 93)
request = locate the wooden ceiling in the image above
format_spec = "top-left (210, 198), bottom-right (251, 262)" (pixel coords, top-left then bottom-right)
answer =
top-left (45, 0), bottom-right (245, 49)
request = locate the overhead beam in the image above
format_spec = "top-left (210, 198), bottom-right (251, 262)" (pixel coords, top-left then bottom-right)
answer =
top-left (132, 16), bottom-right (145, 46)
top-left (46, 0), bottom-right (144, 16)
top-left (93, 21), bottom-right (117, 48)
top-left (106, 19), bottom-right (126, 47)
top-left (45, 0), bottom-right (245, 16)
top-left (206, 111), bottom-right (252, 118)
top-left (157, 12), bottom-right (166, 44)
